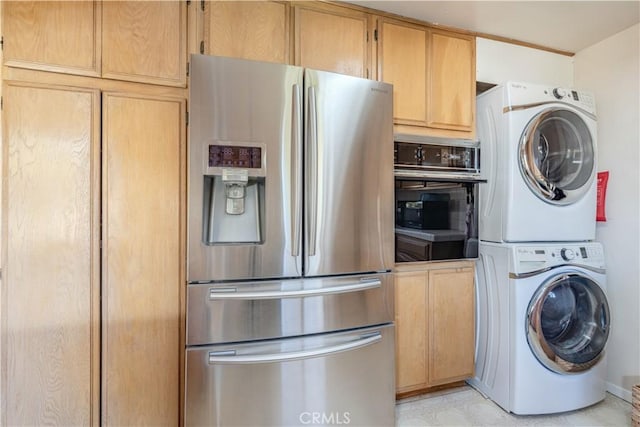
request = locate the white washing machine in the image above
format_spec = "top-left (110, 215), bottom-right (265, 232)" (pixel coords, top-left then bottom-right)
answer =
top-left (468, 241), bottom-right (610, 415)
top-left (477, 81), bottom-right (598, 242)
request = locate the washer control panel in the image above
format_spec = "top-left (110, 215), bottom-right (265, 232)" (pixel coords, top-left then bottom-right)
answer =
top-left (506, 81), bottom-right (596, 115)
top-left (512, 242), bottom-right (605, 275)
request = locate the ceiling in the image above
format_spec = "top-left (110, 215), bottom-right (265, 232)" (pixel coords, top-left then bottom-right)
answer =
top-left (345, 1), bottom-right (640, 54)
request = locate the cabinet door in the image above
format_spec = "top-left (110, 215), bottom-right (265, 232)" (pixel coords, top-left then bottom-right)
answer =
top-left (427, 267), bottom-right (475, 386)
top-left (102, 93), bottom-right (185, 425)
top-left (426, 29), bottom-right (475, 134)
top-left (204, 1), bottom-right (290, 64)
top-left (2, 1), bottom-right (101, 76)
top-left (377, 20), bottom-right (476, 139)
top-left (378, 19), bottom-right (427, 126)
top-left (294, 4), bottom-right (370, 78)
top-left (394, 272), bottom-right (428, 393)
top-left (102, 1), bottom-right (187, 86)
top-left (2, 82), bottom-right (100, 426)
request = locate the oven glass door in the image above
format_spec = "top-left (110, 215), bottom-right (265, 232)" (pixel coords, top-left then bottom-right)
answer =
top-left (395, 179), bottom-right (478, 262)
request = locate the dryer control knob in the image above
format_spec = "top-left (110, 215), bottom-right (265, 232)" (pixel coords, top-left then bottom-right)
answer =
top-left (560, 248), bottom-right (575, 261)
top-left (553, 88), bottom-right (567, 99)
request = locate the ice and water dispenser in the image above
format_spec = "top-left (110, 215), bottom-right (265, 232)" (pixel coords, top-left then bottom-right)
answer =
top-left (202, 141), bottom-right (266, 244)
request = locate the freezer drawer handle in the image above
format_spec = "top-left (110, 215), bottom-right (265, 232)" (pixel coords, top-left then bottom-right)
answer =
top-left (208, 332), bottom-right (382, 364)
top-left (208, 278), bottom-right (381, 300)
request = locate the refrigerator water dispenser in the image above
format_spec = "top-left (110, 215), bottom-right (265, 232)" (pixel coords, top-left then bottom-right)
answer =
top-left (201, 142), bottom-right (266, 244)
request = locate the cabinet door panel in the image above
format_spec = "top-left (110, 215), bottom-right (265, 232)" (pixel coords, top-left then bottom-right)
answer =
top-left (379, 20), bottom-right (426, 125)
top-left (102, 94), bottom-right (185, 425)
top-left (205, 1), bottom-right (289, 64)
top-left (295, 5), bottom-right (369, 78)
top-left (2, 1), bottom-right (100, 76)
top-left (428, 267), bottom-right (475, 385)
top-left (2, 83), bottom-right (100, 426)
top-left (395, 272), bottom-right (428, 392)
top-left (102, 1), bottom-right (187, 86)
top-left (426, 30), bottom-right (475, 132)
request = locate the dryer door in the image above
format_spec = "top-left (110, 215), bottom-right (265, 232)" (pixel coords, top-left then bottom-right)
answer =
top-left (526, 272), bottom-right (609, 374)
top-left (519, 108), bottom-right (595, 205)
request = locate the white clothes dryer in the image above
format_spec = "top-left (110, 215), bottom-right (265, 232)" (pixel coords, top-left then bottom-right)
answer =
top-left (477, 81), bottom-right (598, 242)
top-left (468, 241), bottom-right (610, 415)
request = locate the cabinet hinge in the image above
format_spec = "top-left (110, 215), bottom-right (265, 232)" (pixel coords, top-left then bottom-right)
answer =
top-left (374, 29), bottom-right (378, 41)
top-left (186, 110), bottom-right (189, 126)
top-left (1, 96), bottom-right (3, 111)
top-left (0, 36), bottom-right (3, 51)
top-left (201, 0), bottom-right (205, 11)
top-left (186, 61), bottom-right (190, 77)
top-left (200, 41), bottom-right (205, 54)
top-left (366, 31), bottom-right (369, 43)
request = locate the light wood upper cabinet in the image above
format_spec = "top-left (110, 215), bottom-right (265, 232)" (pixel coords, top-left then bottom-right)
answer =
top-left (377, 18), bottom-right (476, 139)
top-left (426, 29), bottom-right (475, 134)
top-left (2, 82), bottom-right (100, 426)
top-left (2, 1), bottom-right (101, 76)
top-left (294, 3), bottom-right (370, 78)
top-left (395, 261), bottom-right (475, 395)
top-left (378, 19), bottom-right (427, 125)
top-left (102, 1), bottom-right (187, 86)
top-left (204, 1), bottom-right (290, 64)
top-left (2, 1), bottom-right (187, 87)
top-left (102, 93), bottom-right (185, 426)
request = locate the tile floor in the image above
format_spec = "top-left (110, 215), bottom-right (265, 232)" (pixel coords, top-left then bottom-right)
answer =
top-left (396, 385), bottom-right (633, 426)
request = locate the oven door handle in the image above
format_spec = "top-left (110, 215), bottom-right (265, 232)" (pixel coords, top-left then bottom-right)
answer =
top-left (208, 332), bottom-right (382, 364)
top-left (208, 279), bottom-right (382, 300)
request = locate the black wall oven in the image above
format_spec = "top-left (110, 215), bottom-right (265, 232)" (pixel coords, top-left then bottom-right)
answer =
top-left (394, 135), bottom-right (484, 263)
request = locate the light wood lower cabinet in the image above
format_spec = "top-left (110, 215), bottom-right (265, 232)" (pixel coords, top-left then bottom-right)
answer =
top-left (102, 93), bottom-right (185, 426)
top-left (395, 261), bottom-right (475, 395)
top-left (1, 82), bottom-right (101, 426)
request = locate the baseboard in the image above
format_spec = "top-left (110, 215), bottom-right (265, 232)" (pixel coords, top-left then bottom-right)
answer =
top-left (606, 381), bottom-right (632, 403)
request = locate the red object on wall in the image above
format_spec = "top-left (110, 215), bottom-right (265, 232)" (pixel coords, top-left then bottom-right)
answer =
top-left (596, 171), bottom-right (609, 222)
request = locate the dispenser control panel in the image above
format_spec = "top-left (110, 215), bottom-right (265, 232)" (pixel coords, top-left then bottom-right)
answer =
top-left (209, 145), bottom-right (262, 169)
top-left (204, 140), bottom-right (267, 177)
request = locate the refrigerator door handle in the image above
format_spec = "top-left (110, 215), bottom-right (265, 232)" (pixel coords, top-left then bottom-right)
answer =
top-left (307, 85), bottom-right (318, 257)
top-left (208, 332), bottom-right (382, 364)
top-left (291, 83), bottom-right (303, 257)
top-left (208, 278), bottom-right (382, 300)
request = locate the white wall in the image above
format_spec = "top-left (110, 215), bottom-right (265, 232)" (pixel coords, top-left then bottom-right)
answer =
top-left (476, 38), bottom-right (573, 86)
top-left (574, 24), bottom-right (640, 402)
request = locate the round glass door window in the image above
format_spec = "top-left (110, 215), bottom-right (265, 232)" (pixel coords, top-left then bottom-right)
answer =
top-left (519, 109), bottom-right (595, 205)
top-left (526, 272), bottom-right (610, 374)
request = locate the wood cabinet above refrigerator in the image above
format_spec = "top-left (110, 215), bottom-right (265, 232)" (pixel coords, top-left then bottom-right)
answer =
top-left (202, 1), bottom-right (291, 64)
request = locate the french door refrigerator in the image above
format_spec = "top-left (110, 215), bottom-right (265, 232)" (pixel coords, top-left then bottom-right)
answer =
top-left (186, 54), bottom-right (395, 426)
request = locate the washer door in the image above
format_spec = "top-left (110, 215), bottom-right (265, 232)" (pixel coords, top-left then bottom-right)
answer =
top-left (526, 272), bottom-right (610, 374)
top-left (519, 108), bottom-right (595, 205)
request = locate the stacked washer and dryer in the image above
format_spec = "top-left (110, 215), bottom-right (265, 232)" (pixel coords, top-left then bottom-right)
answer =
top-left (468, 82), bottom-right (611, 415)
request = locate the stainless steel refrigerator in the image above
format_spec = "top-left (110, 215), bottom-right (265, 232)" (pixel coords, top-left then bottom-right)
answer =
top-left (185, 54), bottom-right (395, 426)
